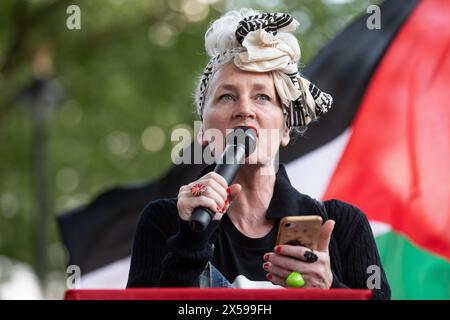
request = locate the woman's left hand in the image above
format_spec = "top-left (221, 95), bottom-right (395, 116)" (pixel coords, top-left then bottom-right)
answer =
top-left (263, 220), bottom-right (335, 289)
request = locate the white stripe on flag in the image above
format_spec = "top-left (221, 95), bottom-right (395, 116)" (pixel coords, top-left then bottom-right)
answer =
top-left (285, 128), bottom-right (351, 200)
top-left (80, 256), bottom-right (130, 289)
top-left (370, 220), bottom-right (391, 237)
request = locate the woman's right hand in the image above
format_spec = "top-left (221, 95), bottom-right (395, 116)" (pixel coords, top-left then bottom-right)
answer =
top-left (177, 172), bottom-right (242, 221)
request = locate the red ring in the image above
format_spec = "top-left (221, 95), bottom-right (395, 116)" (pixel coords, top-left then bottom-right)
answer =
top-left (190, 183), bottom-right (207, 197)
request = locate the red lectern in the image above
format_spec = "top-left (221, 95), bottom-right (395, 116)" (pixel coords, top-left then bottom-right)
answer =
top-left (65, 288), bottom-right (372, 300)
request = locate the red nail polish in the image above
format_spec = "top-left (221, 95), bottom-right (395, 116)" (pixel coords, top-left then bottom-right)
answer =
top-left (263, 263), bottom-right (269, 270)
top-left (264, 254), bottom-right (270, 261)
top-left (226, 187), bottom-right (231, 194)
top-left (225, 199), bottom-right (229, 204)
top-left (275, 246), bottom-right (282, 253)
top-left (266, 273), bottom-right (272, 280)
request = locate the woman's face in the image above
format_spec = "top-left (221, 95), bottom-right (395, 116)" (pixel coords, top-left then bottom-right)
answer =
top-left (200, 62), bottom-right (290, 166)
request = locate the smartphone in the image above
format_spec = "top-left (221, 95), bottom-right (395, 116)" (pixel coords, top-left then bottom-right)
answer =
top-left (276, 215), bottom-right (323, 250)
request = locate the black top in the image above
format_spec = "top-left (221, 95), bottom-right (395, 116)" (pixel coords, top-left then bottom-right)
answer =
top-left (213, 213), bottom-right (279, 285)
top-left (126, 164), bottom-right (391, 299)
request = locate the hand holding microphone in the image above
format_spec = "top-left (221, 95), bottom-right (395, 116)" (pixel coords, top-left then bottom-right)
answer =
top-left (176, 126), bottom-right (257, 232)
top-left (177, 171), bottom-right (241, 220)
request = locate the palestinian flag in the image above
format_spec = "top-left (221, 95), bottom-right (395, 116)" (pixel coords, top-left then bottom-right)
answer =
top-left (58, 0), bottom-right (450, 299)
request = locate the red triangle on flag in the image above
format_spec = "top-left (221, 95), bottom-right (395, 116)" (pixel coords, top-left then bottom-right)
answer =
top-left (324, 0), bottom-right (450, 261)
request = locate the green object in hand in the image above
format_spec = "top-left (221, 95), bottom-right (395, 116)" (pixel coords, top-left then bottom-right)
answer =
top-left (286, 272), bottom-right (305, 288)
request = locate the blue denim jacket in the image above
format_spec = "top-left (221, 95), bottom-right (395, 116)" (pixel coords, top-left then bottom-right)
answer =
top-left (198, 261), bottom-right (232, 288)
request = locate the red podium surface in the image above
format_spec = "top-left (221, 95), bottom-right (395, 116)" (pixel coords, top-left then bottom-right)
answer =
top-left (65, 288), bottom-right (372, 300)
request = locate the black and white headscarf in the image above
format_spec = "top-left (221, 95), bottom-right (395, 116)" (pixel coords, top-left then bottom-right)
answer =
top-left (197, 12), bottom-right (333, 129)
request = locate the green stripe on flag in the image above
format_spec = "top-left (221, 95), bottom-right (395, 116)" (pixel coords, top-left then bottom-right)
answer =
top-left (375, 231), bottom-right (450, 300)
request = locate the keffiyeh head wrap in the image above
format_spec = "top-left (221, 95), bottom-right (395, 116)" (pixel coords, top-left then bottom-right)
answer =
top-left (197, 12), bottom-right (333, 129)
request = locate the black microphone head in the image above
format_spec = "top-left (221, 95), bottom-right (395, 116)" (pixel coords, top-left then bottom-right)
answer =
top-left (226, 126), bottom-right (257, 157)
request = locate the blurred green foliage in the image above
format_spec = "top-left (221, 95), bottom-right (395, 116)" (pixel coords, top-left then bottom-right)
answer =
top-left (0, 0), bottom-right (376, 290)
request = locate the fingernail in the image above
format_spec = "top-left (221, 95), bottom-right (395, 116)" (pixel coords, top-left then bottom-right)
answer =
top-left (263, 263), bottom-right (269, 270)
top-left (226, 187), bottom-right (231, 194)
top-left (275, 246), bottom-right (282, 253)
top-left (225, 199), bottom-right (229, 204)
top-left (263, 254), bottom-right (270, 261)
top-left (266, 273), bottom-right (272, 280)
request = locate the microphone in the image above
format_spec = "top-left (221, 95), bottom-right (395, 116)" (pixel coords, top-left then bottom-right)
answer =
top-left (189, 126), bottom-right (257, 232)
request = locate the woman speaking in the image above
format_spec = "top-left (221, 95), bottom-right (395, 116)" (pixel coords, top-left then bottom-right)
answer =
top-left (127, 8), bottom-right (390, 300)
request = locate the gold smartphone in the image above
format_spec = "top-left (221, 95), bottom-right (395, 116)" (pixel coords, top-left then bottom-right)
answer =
top-left (276, 215), bottom-right (323, 250)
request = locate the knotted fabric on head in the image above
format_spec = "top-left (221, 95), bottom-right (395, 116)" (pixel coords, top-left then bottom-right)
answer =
top-left (198, 12), bottom-right (333, 128)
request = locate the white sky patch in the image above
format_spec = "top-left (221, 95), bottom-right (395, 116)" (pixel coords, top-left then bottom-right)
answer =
top-left (0, 256), bottom-right (43, 299)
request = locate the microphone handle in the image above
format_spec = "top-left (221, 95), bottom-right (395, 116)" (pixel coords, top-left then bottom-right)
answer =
top-left (189, 144), bottom-right (246, 232)
top-left (214, 144), bottom-right (246, 184)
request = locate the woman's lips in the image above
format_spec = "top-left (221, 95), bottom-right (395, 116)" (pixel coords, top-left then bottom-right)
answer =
top-left (245, 125), bottom-right (259, 138)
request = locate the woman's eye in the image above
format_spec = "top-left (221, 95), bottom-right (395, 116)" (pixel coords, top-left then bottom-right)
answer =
top-left (256, 94), bottom-right (271, 101)
top-left (219, 94), bottom-right (234, 102)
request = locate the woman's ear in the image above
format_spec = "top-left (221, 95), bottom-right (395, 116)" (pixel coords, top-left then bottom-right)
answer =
top-left (280, 126), bottom-right (290, 147)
